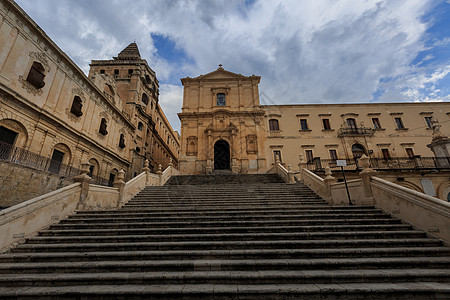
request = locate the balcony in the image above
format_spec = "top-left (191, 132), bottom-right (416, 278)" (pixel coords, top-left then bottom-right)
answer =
top-left (0, 141), bottom-right (109, 186)
top-left (305, 156), bottom-right (450, 172)
top-left (337, 127), bottom-right (375, 137)
top-left (267, 130), bottom-right (283, 138)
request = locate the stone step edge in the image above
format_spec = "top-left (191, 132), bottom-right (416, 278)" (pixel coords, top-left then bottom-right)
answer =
top-left (13, 238), bottom-right (441, 250)
top-left (0, 282), bottom-right (448, 297)
top-left (30, 230), bottom-right (426, 241)
top-left (3, 247), bottom-right (449, 260)
top-left (1, 257), bottom-right (449, 271)
top-left (2, 268), bottom-right (450, 281)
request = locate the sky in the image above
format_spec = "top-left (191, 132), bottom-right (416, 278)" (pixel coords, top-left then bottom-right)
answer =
top-left (15, 0), bottom-right (450, 132)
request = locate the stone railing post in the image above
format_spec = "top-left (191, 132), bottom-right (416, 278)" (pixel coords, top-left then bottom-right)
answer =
top-left (323, 167), bottom-right (337, 202)
top-left (359, 154), bottom-right (376, 204)
top-left (142, 159), bottom-right (150, 185)
top-left (113, 169), bottom-right (126, 207)
top-left (297, 154), bottom-right (307, 180)
top-left (156, 164), bottom-right (163, 185)
top-left (287, 164), bottom-right (295, 183)
top-left (73, 162), bottom-right (92, 210)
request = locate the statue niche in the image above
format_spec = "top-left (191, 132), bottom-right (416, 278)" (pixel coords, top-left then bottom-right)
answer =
top-left (246, 134), bottom-right (258, 154)
top-left (186, 136), bottom-right (198, 156)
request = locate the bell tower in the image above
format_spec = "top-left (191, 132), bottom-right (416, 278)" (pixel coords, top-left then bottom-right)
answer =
top-left (178, 66), bottom-right (267, 174)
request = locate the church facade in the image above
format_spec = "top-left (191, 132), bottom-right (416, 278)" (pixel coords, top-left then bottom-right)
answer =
top-left (178, 66), bottom-right (267, 174)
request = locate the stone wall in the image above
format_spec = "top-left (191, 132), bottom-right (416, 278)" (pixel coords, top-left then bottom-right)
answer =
top-left (0, 160), bottom-right (73, 208)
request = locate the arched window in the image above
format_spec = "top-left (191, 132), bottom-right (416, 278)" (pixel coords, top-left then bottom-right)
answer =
top-left (269, 119), bottom-right (279, 131)
top-left (142, 93), bottom-right (149, 105)
top-left (100, 69), bottom-right (105, 74)
top-left (346, 118), bottom-right (357, 130)
top-left (119, 134), bottom-right (126, 148)
top-left (70, 96), bottom-right (83, 117)
top-left (26, 61), bottom-right (46, 89)
top-left (128, 69), bottom-right (133, 75)
top-left (217, 93), bottom-right (226, 106)
top-left (99, 118), bottom-right (108, 135)
top-left (138, 122), bottom-right (143, 131)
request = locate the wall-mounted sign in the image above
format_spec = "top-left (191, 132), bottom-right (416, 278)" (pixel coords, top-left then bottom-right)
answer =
top-left (336, 160), bottom-right (347, 167)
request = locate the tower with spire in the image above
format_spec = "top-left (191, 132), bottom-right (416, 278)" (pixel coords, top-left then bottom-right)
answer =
top-left (89, 43), bottom-right (180, 175)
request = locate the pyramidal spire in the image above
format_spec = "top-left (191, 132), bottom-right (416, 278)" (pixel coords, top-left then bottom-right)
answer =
top-left (116, 42), bottom-right (141, 60)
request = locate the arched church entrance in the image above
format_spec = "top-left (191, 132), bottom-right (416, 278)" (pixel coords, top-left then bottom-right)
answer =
top-left (214, 140), bottom-right (230, 170)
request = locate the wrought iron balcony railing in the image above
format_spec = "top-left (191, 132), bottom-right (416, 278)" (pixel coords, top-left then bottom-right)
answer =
top-left (305, 156), bottom-right (450, 172)
top-left (0, 141), bottom-right (109, 186)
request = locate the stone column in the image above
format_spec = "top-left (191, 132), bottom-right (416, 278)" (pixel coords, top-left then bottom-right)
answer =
top-left (206, 130), bottom-right (213, 174)
top-left (73, 162), bottom-right (92, 210)
top-left (113, 169), bottom-right (125, 208)
top-left (359, 154), bottom-right (376, 205)
top-left (231, 130), bottom-right (239, 173)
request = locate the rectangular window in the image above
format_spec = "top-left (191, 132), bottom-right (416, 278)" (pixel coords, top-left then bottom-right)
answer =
top-left (381, 148), bottom-right (391, 160)
top-left (405, 148), bottom-right (414, 158)
top-left (300, 119), bottom-right (309, 130)
top-left (424, 116), bottom-right (433, 128)
top-left (329, 149), bottom-right (337, 160)
top-left (273, 150), bottom-right (282, 163)
top-left (372, 118), bottom-right (381, 129)
top-left (217, 93), bottom-right (226, 106)
top-left (269, 119), bottom-right (279, 131)
top-left (394, 117), bottom-right (405, 129)
top-left (305, 150), bottom-right (314, 163)
top-left (322, 119), bottom-right (331, 130)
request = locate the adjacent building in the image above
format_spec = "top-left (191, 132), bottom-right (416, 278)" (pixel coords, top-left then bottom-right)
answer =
top-left (0, 0), bottom-right (179, 205)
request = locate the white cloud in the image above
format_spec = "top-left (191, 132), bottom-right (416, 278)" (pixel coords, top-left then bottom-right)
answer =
top-left (15, 0), bottom-right (450, 131)
top-left (158, 84), bottom-right (183, 132)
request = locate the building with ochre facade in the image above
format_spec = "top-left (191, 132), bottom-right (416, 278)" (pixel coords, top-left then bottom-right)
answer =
top-left (0, 0), bottom-right (179, 205)
top-left (179, 67), bottom-right (450, 200)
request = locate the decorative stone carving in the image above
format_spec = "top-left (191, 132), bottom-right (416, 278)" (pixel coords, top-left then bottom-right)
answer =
top-left (246, 134), bottom-right (258, 154)
top-left (18, 76), bottom-right (43, 96)
top-left (29, 51), bottom-right (50, 72)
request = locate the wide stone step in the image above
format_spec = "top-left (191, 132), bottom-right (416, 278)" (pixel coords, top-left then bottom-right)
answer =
top-left (62, 213), bottom-right (390, 224)
top-left (11, 239), bottom-right (442, 253)
top-left (28, 230), bottom-right (427, 244)
top-left (3, 247), bottom-right (450, 263)
top-left (1, 269), bottom-right (450, 287)
top-left (0, 282), bottom-right (448, 299)
top-left (38, 224), bottom-right (415, 236)
top-left (1, 257), bottom-right (449, 274)
top-left (123, 201), bottom-right (327, 207)
top-left (48, 218), bottom-right (403, 230)
top-left (73, 207), bottom-right (383, 217)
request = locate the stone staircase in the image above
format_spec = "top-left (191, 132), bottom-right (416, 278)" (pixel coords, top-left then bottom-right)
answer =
top-left (0, 174), bottom-right (449, 299)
